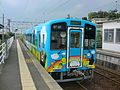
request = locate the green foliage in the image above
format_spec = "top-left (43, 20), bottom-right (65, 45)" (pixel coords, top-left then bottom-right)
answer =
top-left (88, 9), bottom-right (120, 20)
top-left (8, 32), bottom-right (15, 37)
top-left (96, 30), bottom-right (102, 48)
top-left (4, 32), bottom-right (15, 40)
top-left (96, 30), bottom-right (102, 41)
top-left (82, 17), bottom-right (88, 20)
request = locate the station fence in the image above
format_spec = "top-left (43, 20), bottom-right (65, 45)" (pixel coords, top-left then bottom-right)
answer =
top-left (0, 37), bottom-right (14, 64)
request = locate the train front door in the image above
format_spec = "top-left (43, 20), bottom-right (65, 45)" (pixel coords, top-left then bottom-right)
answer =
top-left (67, 28), bottom-right (83, 68)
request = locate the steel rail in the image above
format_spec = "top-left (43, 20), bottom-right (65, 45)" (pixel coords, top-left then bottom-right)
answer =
top-left (95, 71), bottom-right (120, 85)
top-left (76, 81), bottom-right (88, 90)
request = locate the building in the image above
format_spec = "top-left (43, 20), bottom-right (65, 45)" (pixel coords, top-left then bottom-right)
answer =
top-left (91, 18), bottom-right (108, 48)
top-left (91, 18), bottom-right (109, 23)
top-left (102, 19), bottom-right (120, 52)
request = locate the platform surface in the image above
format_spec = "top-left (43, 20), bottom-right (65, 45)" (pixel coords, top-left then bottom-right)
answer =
top-left (0, 39), bottom-right (62, 90)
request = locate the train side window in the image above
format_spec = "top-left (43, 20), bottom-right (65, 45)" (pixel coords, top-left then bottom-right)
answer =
top-left (33, 31), bottom-right (35, 45)
top-left (43, 34), bottom-right (45, 48)
top-left (30, 34), bottom-right (32, 43)
top-left (29, 34), bottom-right (31, 43)
top-left (33, 34), bottom-right (35, 44)
top-left (39, 34), bottom-right (41, 47)
top-left (51, 22), bottom-right (67, 50)
top-left (28, 34), bottom-right (30, 43)
top-left (27, 34), bottom-right (29, 41)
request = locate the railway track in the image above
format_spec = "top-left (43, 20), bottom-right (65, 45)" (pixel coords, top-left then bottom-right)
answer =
top-left (60, 65), bottom-right (120, 90)
top-left (95, 65), bottom-right (120, 85)
top-left (59, 81), bottom-right (88, 90)
top-left (76, 81), bottom-right (88, 90)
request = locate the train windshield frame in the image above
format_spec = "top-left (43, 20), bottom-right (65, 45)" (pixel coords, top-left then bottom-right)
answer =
top-left (84, 24), bottom-right (96, 49)
top-left (50, 22), bottom-right (67, 50)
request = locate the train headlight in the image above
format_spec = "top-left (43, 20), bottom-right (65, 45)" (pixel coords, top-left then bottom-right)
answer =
top-left (91, 51), bottom-right (95, 54)
top-left (60, 32), bottom-right (66, 38)
top-left (87, 53), bottom-right (91, 56)
top-left (51, 53), bottom-right (59, 59)
top-left (62, 53), bottom-right (66, 55)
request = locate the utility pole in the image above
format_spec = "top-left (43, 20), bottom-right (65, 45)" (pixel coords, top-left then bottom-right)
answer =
top-left (2, 13), bottom-right (4, 42)
top-left (8, 19), bottom-right (11, 32)
top-left (115, 0), bottom-right (118, 19)
top-left (115, 0), bottom-right (118, 11)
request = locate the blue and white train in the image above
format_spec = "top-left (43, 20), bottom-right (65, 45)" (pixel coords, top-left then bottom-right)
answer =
top-left (23, 19), bottom-right (96, 82)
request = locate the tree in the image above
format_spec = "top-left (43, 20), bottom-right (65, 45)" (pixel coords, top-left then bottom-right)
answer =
top-left (88, 9), bottom-right (120, 20)
top-left (88, 12), bottom-right (98, 19)
top-left (82, 17), bottom-right (88, 20)
top-left (108, 9), bottom-right (118, 19)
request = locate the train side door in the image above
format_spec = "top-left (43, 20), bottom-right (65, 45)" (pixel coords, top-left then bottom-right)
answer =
top-left (67, 28), bottom-right (83, 68)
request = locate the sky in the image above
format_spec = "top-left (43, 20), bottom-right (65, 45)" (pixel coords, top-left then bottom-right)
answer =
top-left (0, 0), bottom-right (120, 22)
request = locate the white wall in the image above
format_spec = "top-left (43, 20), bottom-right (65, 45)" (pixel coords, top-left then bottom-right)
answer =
top-left (103, 21), bottom-right (120, 29)
top-left (103, 43), bottom-right (120, 52)
top-left (102, 21), bottom-right (120, 52)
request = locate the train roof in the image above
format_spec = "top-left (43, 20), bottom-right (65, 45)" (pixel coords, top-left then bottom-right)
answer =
top-left (45, 19), bottom-right (96, 27)
top-left (23, 28), bottom-right (33, 34)
top-left (34, 24), bottom-right (44, 32)
top-left (23, 19), bottom-right (96, 34)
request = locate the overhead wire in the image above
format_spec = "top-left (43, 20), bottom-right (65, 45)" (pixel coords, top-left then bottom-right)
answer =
top-left (37, 0), bottom-right (73, 20)
top-left (93, 0), bottom-right (120, 11)
top-left (46, 0), bottom-right (72, 15)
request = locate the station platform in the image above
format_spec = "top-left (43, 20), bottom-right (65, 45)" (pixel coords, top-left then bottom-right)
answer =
top-left (97, 49), bottom-right (120, 58)
top-left (96, 49), bottom-right (120, 72)
top-left (0, 39), bottom-right (62, 90)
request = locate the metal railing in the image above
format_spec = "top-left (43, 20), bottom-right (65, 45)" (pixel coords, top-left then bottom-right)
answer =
top-left (0, 42), bottom-right (6, 64)
top-left (0, 37), bottom-right (14, 64)
top-left (7, 37), bottom-right (14, 50)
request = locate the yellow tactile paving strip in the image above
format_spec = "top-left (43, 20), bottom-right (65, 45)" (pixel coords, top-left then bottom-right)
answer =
top-left (17, 40), bottom-right (36, 90)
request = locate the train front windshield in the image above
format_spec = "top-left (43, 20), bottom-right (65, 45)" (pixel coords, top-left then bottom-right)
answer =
top-left (50, 22), bottom-right (96, 50)
top-left (84, 24), bottom-right (96, 49)
top-left (51, 22), bottom-right (67, 50)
